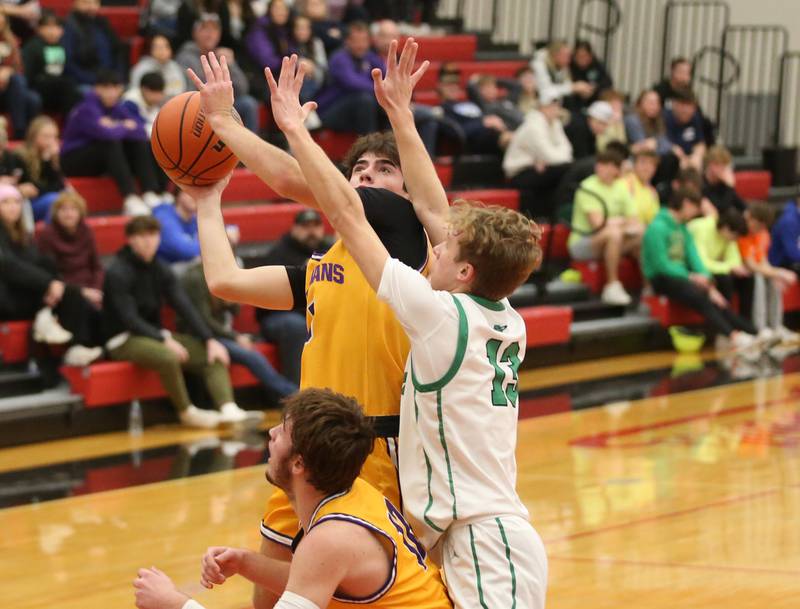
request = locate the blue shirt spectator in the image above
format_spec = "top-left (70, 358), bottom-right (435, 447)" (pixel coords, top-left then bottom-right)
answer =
top-left (62, 0), bottom-right (123, 87)
top-left (768, 201), bottom-right (800, 268)
top-left (153, 191), bottom-right (200, 264)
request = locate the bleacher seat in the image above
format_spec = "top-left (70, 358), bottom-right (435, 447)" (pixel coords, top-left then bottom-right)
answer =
top-left (539, 224), bottom-right (570, 259)
top-left (783, 282), bottom-right (800, 312)
top-left (519, 306), bottom-right (572, 347)
top-left (0, 321), bottom-right (31, 364)
top-left (99, 7), bottom-right (139, 39)
top-left (643, 294), bottom-right (705, 327)
top-left (416, 60), bottom-right (529, 91)
top-left (402, 35), bottom-right (477, 62)
top-left (572, 257), bottom-right (643, 295)
top-left (734, 170), bottom-right (771, 201)
top-left (448, 189), bottom-right (520, 210)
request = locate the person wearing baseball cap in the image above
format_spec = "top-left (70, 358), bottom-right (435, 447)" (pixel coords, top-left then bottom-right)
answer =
top-left (566, 99), bottom-right (614, 160)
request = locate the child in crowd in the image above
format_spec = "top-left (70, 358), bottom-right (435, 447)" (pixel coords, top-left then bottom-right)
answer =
top-left (739, 202), bottom-right (799, 343)
top-left (129, 34), bottom-right (187, 100)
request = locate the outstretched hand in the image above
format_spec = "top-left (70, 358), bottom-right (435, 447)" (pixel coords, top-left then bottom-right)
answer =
top-left (178, 172), bottom-right (232, 206)
top-left (186, 52), bottom-right (236, 121)
top-left (265, 55), bottom-right (317, 134)
top-left (371, 37), bottom-right (430, 116)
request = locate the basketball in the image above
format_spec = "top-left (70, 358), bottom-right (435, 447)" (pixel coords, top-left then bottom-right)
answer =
top-left (150, 91), bottom-right (241, 187)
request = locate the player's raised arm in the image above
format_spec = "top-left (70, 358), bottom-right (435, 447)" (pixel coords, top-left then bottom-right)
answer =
top-left (267, 55), bottom-right (389, 291)
top-left (186, 53), bottom-right (319, 209)
top-left (179, 174), bottom-right (297, 310)
top-left (372, 38), bottom-right (449, 246)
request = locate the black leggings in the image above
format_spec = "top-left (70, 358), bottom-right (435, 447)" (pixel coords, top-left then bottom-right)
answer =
top-left (61, 139), bottom-right (162, 198)
top-left (651, 274), bottom-right (756, 336)
top-left (510, 163), bottom-right (572, 219)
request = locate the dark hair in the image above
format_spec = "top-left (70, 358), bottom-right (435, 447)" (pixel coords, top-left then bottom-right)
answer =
top-left (95, 69), bottom-right (122, 86)
top-left (283, 388), bottom-right (375, 495)
top-left (671, 56), bottom-right (691, 71)
top-left (747, 201), bottom-right (774, 227)
top-left (671, 87), bottom-right (697, 105)
top-left (514, 65), bottom-right (533, 78)
top-left (38, 9), bottom-right (62, 27)
top-left (674, 166), bottom-right (702, 190)
top-left (596, 147), bottom-right (625, 167)
top-left (140, 71), bottom-right (165, 92)
top-left (125, 215), bottom-right (161, 236)
top-left (574, 39), bottom-right (593, 55)
top-left (668, 186), bottom-right (702, 210)
top-left (717, 209), bottom-right (748, 237)
top-left (264, 0), bottom-right (294, 57)
top-left (146, 33), bottom-right (172, 56)
top-left (346, 20), bottom-right (370, 37)
top-left (604, 140), bottom-right (629, 162)
top-left (341, 131), bottom-right (400, 179)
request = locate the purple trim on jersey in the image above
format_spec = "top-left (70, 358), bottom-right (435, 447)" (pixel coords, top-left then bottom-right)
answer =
top-left (260, 521), bottom-right (294, 546)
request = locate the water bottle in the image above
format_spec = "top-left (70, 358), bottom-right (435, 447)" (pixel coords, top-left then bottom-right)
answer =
top-left (128, 400), bottom-right (143, 437)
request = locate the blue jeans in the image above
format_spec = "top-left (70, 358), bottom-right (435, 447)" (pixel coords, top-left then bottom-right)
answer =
top-left (259, 311), bottom-right (306, 385)
top-left (218, 337), bottom-right (297, 398)
top-left (31, 191), bottom-right (62, 222)
top-left (0, 74), bottom-right (42, 139)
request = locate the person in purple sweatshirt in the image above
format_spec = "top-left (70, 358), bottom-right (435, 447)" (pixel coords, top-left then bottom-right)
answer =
top-left (60, 69), bottom-right (166, 217)
top-left (314, 20), bottom-right (385, 134)
top-left (245, 0), bottom-right (295, 87)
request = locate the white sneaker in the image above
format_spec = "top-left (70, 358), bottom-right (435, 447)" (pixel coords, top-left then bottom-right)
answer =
top-left (774, 325), bottom-right (800, 344)
top-left (142, 191), bottom-right (162, 209)
top-left (601, 280), bottom-right (632, 306)
top-left (123, 194), bottom-right (150, 216)
top-left (179, 405), bottom-right (222, 429)
top-left (159, 191), bottom-right (175, 204)
top-left (33, 307), bottom-right (73, 344)
top-left (730, 332), bottom-right (762, 362)
top-left (219, 402), bottom-right (264, 424)
top-left (63, 345), bottom-right (103, 367)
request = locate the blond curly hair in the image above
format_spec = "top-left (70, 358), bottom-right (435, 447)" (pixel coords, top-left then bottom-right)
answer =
top-left (448, 200), bottom-right (542, 300)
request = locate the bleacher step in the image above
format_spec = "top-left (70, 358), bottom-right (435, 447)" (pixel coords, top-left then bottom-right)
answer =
top-left (571, 314), bottom-right (660, 340)
top-left (570, 300), bottom-right (627, 323)
top-left (474, 50), bottom-right (530, 62)
top-left (0, 368), bottom-right (43, 397)
top-left (0, 387), bottom-right (82, 423)
top-left (508, 281), bottom-right (591, 308)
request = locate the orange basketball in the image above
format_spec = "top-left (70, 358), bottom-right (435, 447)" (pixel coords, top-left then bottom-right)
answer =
top-left (151, 91), bottom-right (241, 187)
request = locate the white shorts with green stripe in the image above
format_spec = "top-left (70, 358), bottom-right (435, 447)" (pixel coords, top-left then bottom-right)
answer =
top-left (441, 516), bottom-right (547, 609)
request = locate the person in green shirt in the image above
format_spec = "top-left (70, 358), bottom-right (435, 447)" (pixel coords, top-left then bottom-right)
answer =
top-left (642, 187), bottom-right (758, 352)
top-left (568, 148), bottom-right (643, 305)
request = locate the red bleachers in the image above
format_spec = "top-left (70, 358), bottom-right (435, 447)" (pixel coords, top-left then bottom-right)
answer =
top-left (520, 306), bottom-right (572, 347)
top-left (416, 60), bottom-right (529, 91)
top-left (0, 321), bottom-right (30, 364)
top-left (782, 282), bottom-right (800, 312)
top-left (99, 7), bottom-right (139, 39)
top-left (572, 257), bottom-right (643, 295)
top-left (540, 224), bottom-right (570, 259)
top-left (734, 170), bottom-right (771, 201)
top-left (643, 294), bottom-right (705, 327)
top-left (447, 189), bottom-right (519, 209)
top-left (402, 35), bottom-right (477, 62)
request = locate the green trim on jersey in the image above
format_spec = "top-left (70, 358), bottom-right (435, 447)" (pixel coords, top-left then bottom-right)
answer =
top-left (469, 525), bottom-right (490, 609)
top-left (467, 293), bottom-right (505, 311)
top-left (422, 450), bottom-right (444, 533)
top-left (496, 517), bottom-right (518, 609)
top-left (411, 295), bottom-right (469, 393)
top-left (436, 389), bottom-right (458, 520)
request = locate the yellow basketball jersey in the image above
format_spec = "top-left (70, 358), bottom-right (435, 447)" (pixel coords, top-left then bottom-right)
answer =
top-left (301, 240), bottom-right (417, 417)
top-left (305, 478), bottom-right (452, 609)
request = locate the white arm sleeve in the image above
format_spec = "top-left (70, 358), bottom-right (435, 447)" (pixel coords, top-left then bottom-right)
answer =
top-left (377, 257), bottom-right (460, 384)
top-left (274, 591), bottom-right (322, 609)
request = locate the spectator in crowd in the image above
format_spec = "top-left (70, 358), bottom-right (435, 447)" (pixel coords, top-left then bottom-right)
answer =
top-left (36, 192), bottom-right (104, 311)
top-left (175, 0), bottom-right (241, 53)
top-left (257, 208), bottom-right (327, 385)
top-left (0, 116), bottom-right (29, 189)
top-left (315, 21), bottom-right (384, 134)
top-left (625, 89), bottom-right (672, 156)
top-left (293, 13), bottom-right (327, 102)
top-left (180, 261), bottom-right (296, 400)
top-left (1, 0), bottom-right (39, 41)
top-left (664, 87), bottom-right (706, 171)
top-left (245, 0), bottom-right (295, 86)
top-left (18, 116), bottom-right (69, 221)
top-left (565, 99), bottom-right (613, 160)
top-left (467, 73), bottom-right (524, 131)
top-left (503, 88), bottom-right (573, 218)
top-left (739, 202), bottom-right (798, 342)
top-left (688, 208), bottom-right (752, 311)
top-left (621, 149), bottom-right (660, 226)
top-left (103, 215), bottom-right (251, 428)
top-left (62, 0), bottom-right (124, 88)
top-left (0, 183), bottom-right (103, 364)
top-left (22, 11), bottom-right (82, 118)
top-left (177, 13), bottom-right (259, 132)
top-left (642, 187), bottom-right (758, 353)
top-left (152, 188), bottom-right (209, 267)
top-left (438, 67), bottom-right (512, 155)
top-left (143, 0), bottom-right (182, 39)
top-left (0, 10), bottom-right (41, 140)
top-left (569, 148), bottom-right (643, 305)
top-left (768, 199), bottom-right (800, 272)
top-left (595, 89), bottom-right (626, 150)
top-left (653, 56), bottom-right (693, 107)
top-left (702, 145), bottom-right (745, 215)
top-left (123, 71), bottom-right (167, 137)
top-left (301, 0), bottom-right (343, 55)
top-left (514, 65), bottom-right (538, 115)
top-left (569, 39), bottom-right (612, 105)
top-left (220, 0), bottom-right (256, 58)
top-left (129, 34), bottom-right (188, 100)
top-left (531, 39), bottom-right (594, 110)
top-left (60, 70), bottom-right (165, 216)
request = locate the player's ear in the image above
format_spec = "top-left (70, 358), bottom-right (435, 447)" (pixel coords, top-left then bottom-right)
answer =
top-left (290, 454), bottom-right (305, 474)
top-left (458, 261), bottom-right (475, 285)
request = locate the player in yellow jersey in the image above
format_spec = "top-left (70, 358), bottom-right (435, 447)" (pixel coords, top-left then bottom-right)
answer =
top-left (183, 40), bottom-right (449, 609)
top-left (133, 388), bottom-right (452, 609)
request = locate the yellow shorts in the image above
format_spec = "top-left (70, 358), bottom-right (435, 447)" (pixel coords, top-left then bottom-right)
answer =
top-left (260, 437), bottom-right (400, 546)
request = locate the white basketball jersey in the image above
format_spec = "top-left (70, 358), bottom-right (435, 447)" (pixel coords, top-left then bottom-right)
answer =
top-left (378, 258), bottom-right (530, 551)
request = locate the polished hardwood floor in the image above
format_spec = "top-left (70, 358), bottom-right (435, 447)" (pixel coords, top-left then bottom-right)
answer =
top-left (2, 351), bottom-right (798, 608)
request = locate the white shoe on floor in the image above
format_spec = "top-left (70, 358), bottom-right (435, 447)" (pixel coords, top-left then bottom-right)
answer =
top-left (730, 332), bottom-right (762, 362)
top-left (774, 325), bottom-right (800, 344)
top-left (601, 280), bottom-right (632, 306)
top-left (159, 191), bottom-right (175, 204)
top-left (142, 191), bottom-right (162, 209)
top-left (219, 402), bottom-right (264, 424)
top-left (179, 405), bottom-right (222, 429)
top-left (124, 194), bottom-right (150, 216)
top-left (33, 307), bottom-right (73, 344)
top-left (63, 345), bottom-right (103, 367)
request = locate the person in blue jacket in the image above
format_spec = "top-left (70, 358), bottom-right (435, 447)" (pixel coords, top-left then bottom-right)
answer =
top-left (153, 189), bottom-right (201, 266)
top-left (768, 200), bottom-right (800, 272)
